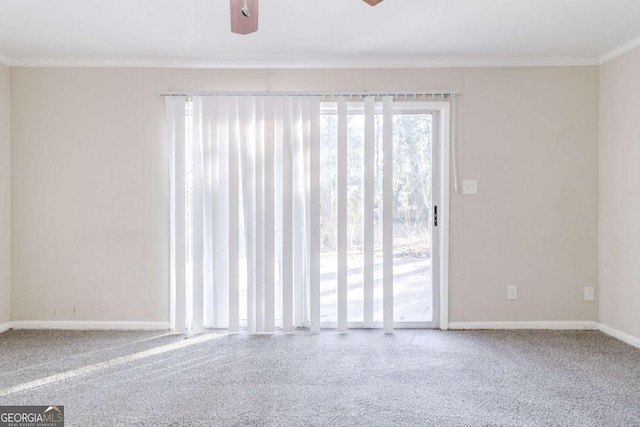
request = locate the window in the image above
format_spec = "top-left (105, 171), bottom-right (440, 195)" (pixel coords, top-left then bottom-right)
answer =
top-left (166, 95), bottom-right (449, 332)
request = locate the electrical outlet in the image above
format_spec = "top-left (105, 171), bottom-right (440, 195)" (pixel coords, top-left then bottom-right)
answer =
top-left (584, 287), bottom-right (595, 301)
top-left (507, 285), bottom-right (518, 300)
top-left (463, 180), bottom-right (478, 195)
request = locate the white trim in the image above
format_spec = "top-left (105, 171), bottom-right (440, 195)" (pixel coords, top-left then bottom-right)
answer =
top-left (0, 322), bottom-right (11, 334)
top-left (3, 56), bottom-right (600, 69)
top-left (0, 54), bottom-right (10, 66)
top-left (9, 321), bottom-right (170, 331)
top-left (437, 102), bottom-right (451, 331)
top-left (449, 321), bottom-right (599, 330)
top-left (599, 323), bottom-right (640, 350)
top-left (1, 321), bottom-right (639, 349)
top-left (599, 35), bottom-right (640, 64)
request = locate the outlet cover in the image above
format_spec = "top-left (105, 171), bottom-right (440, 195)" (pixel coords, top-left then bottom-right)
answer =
top-left (507, 285), bottom-right (518, 300)
top-left (463, 180), bottom-right (478, 195)
top-left (584, 287), bottom-right (595, 301)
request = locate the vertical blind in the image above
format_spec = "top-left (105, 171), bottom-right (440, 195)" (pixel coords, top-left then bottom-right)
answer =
top-left (166, 95), bottom-right (397, 333)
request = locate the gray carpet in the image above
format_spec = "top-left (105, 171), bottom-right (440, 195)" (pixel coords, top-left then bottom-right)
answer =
top-left (0, 329), bottom-right (639, 426)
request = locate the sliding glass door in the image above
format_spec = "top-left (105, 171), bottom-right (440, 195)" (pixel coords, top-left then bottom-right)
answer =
top-left (167, 96), bottom-right (443, 333)
top-left (319, 103), bottom-right (440, 328)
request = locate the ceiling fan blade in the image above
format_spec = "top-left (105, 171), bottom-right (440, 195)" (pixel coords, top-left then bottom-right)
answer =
top-left (363, 0), bottom-right (384, 5)
top-left (230, 0), bottom-right (259, 35)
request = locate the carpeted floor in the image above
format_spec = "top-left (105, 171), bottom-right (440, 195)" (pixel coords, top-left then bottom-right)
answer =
top-left (0, 329), bottom-right (639, 426)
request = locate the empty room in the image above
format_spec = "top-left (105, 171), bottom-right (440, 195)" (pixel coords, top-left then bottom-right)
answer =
top-left (1, 0), bottom-right (639, 425)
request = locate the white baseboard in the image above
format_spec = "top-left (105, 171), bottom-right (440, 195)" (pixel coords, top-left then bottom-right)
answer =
top-left (448, 321), bottom-right (600, 331)
top-left (598, 323), bottom-right (640, 350)
top-left (9, 321), bottom-right (170, 331)
top-left (0, 322), bottom-right (10, 334)
top-left (2, 320), bottom-right (638, 351)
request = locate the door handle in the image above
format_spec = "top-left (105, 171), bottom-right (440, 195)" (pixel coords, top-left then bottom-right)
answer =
top-left (434, 205), bottom-right (438, 227)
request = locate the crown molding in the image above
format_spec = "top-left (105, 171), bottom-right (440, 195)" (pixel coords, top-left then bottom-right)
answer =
top-left (0, 54), bottom-right (10, 66)
top-left (599, 35), bottom-right (640, 64)
top-left (5, 55), bottom-right (600, 69)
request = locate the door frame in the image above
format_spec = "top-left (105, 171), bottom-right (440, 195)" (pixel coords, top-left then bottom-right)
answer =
top-left (392, 102), bottom-right (450, 330)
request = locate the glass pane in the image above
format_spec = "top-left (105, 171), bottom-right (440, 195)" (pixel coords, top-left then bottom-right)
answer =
top-left (320, 107), bottom-right (434, 326)
top-left (320, 113), bottom-right (338, 322)
top-left (373, 114), bottom-right (384, 322)
top-left (392, 113), bottom-right (433, 322)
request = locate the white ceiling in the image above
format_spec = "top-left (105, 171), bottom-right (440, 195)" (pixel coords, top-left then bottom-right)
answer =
top-left (1, 0), bottom-right (640, 67)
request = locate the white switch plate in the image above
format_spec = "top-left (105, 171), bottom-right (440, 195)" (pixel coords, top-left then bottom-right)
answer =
top-left (584, 287), bottom-right (595, 301)
top-left (507, 285), bottom-right (518, 300)
top-left (463, 180), bottom-right (478, 195)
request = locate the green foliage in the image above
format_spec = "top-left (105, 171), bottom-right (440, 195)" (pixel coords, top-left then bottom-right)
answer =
top-left (319, 111), bottom-right (433, 254)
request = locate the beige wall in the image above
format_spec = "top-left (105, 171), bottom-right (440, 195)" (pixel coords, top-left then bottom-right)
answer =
top-left (0, 64), bottom-right (9, 325)
top-left (599, 47), bottom-right (640, 339)
top-left (10, 66), bottom-right (599, 323)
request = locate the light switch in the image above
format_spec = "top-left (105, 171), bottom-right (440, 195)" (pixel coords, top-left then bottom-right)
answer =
top-left (463, 180), bottom-right (478, 195)
top-left (584, 287), bottom-right (595, 301)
